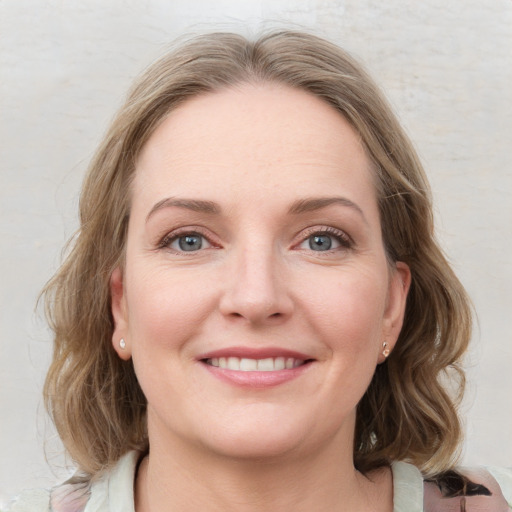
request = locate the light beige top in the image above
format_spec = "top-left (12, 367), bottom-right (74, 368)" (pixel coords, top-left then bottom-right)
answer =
top-left (7, 451), bottom-right (512, 511)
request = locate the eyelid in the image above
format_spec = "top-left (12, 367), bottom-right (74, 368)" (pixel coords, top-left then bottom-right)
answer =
top-left (157, 226), bottom-right (221, 253)
top-left (294, 226), bottom-right (354, 251)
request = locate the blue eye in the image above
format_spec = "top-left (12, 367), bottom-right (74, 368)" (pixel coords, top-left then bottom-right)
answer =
top-left (169, 233), bottom-right (211, 252)
top-left (308, 234), bottom-right (335, 251)
top-left (298, 229), bottom-right (351, 252)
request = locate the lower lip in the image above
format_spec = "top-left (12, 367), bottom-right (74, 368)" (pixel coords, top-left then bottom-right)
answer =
top-left (200, 361), bottom-right (313, 388)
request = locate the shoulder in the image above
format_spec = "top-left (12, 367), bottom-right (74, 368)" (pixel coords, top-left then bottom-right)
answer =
top-left (5, 451), bottom-right (140, 512)
top-left (392, 462), bottom-right (512, 512)
top-left (487, 466), bottom-right (512, 506)
top-left (5, 489), bottom-right (50, 512)
top-left (7, 482), bottom-right (92, 512)
top-left (424, 466), bottom-right (512, 511)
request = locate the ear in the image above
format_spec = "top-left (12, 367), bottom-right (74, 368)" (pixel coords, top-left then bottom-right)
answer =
top-left (110, 266), bottom-right (132, 360)
top-left (379, 261), bottom-right (411, 363)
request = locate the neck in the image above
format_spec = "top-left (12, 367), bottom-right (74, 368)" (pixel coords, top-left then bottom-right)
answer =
top-left (135, 421), bottom-right (393, 512)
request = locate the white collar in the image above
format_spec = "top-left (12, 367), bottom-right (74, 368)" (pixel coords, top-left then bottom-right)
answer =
top-left (391, 460), bottom-right (424, 512)
top-left (86, 452), bottom-right (424, 512)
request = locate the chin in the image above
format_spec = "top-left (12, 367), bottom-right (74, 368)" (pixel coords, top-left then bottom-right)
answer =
top-left (205, 429), bottom-right (306, 461)
top-left (192, 408), bottom-right (328, 462)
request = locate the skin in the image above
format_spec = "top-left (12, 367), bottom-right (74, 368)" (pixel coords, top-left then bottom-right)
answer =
top-left (110, 83), bottom-right (410, 511)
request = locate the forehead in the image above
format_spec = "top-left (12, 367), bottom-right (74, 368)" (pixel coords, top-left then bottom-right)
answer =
top-left (133, 83), bottom-right (377, 213)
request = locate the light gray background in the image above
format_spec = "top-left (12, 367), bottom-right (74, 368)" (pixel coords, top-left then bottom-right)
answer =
top-left (1, 0), bottom-right (511, 504)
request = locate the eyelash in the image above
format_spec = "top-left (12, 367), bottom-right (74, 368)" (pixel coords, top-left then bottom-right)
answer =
top-left (296, 226), bottom-right (354, 252)
top-left (157, 227), bottom-right (217, 253)
top-left (156, 226), bottom-right (353, 254)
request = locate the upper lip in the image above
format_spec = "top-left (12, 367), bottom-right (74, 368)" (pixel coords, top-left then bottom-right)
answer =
top-left (197, 346), bottom-right (314, 361)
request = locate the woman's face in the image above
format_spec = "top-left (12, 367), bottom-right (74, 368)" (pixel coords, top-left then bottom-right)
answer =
top-left (111, 83), bottom-right (410, 460)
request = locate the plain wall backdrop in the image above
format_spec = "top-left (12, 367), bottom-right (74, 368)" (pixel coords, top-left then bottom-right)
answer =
top-left (1, 0), bottom-right (511, 504)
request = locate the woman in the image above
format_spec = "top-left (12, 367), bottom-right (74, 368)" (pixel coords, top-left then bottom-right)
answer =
top-left (10, 31), bottom-right (511, 511)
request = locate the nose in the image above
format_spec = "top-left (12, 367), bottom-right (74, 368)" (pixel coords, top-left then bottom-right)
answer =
top-left (218, 243), bottom-right (294, 325)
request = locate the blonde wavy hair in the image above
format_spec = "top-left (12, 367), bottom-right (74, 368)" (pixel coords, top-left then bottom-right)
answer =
top-left (43, 31), bottom-right (471, 478)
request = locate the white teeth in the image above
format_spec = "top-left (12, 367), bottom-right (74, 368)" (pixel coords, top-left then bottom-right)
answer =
top-left (207, 356), bottom-right (306, 371)
top-left (240, 358), bottom-right (258, 371)
top-left (227, 357), bottom-right (239, 370)
top-left (274, 357), bottom-right (285, 370)
top-left (257, 358), bottom-right (274, 371)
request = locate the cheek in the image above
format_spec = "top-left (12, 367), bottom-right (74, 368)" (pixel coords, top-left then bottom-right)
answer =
top-left (299, 268), bottom-right (388, 401)
top-left (290, 270), bottom-right (389, 424)
top-left (124, 263), bottom-right (217, 353)
top-left (303, 268), bottom-right (388, 347)
top-left (124, 265), bottom-right (217, 410)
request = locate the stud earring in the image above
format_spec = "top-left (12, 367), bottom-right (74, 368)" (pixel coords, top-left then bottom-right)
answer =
top-left (119, 338), bottom-right (126, 349)
top-left (382, 341), bottom-right (390, 358)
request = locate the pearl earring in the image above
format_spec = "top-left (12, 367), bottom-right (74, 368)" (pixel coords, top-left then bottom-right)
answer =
top-left (382, 341), bottom-right (390, 358)
top-left (119, 338), bottom-right (126, 349)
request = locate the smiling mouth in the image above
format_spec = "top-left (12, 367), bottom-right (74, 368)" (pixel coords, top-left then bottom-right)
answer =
top-left (204, 357), bottom-right (311, 372)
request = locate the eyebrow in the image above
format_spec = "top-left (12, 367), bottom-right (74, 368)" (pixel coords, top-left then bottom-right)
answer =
top-left (146, 195), bottom-right (367, 224)
top-left (146, 197), bottom-right (221, 222)
top-left (288, 197), bottom-right (368, 224)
